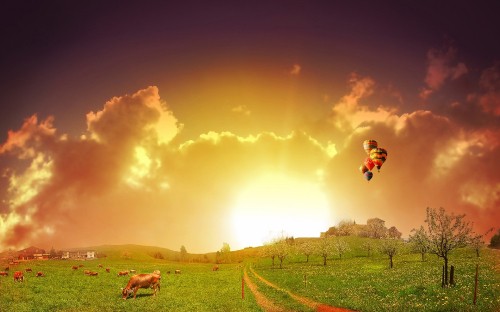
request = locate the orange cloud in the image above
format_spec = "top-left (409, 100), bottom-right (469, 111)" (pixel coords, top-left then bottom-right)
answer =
top-left (420, 44), bottom-right (468, 99)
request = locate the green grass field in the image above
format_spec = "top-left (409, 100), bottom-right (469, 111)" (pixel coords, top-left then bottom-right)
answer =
top-left (1, 240), bottom-right (499, 311)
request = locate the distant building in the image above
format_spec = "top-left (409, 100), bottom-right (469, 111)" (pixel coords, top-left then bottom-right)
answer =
top-left (61, 250), bottom-right (96, 260)
top-left (17, 246), bottom-right (46, 261)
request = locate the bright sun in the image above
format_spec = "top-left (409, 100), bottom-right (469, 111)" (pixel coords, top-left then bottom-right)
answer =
top-left (231, 173), bottom-right (331, 249)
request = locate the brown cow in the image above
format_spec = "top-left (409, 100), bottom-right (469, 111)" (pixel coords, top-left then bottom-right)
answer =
top-left (106, 268), bottom-right (110, 273)
top-left (88, 271), bottom-right (98, 276)
top-left (84, 270), bottom-right (91, 275)
top-left (72, 266), bottom-right (79, 270)
top-left (212, 265), bottom-right (219, 271)
top-left (121, 273), bottom-right (161, 299)
top-left (0, 271), bottom-right (8, 276)
top-left (25, 268), bottom-right (33, 273)
top-left (117, 271), bottom-right (129, 276)
top-left (98, 264), bottom-right (103, 268)
top-left (14, 271), bottom-right (24, 282)
top-left (36, 272), bottom-right (45, 277)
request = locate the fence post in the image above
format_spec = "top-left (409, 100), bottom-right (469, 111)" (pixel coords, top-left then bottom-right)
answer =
top-left (473, 264), bottom-right (479, 305)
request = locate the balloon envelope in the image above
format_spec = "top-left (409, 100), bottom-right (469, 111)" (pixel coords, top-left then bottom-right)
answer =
top-left (363, 140), bottom-right (378, 155)
top-left (364, 171), bottom-right (373, 181)
top-left (370, 148), bottom-right (387, 171)
top-left (359, 165), bottom-right (368, 174)
top-left (364, 157), bottom-right (375, 171)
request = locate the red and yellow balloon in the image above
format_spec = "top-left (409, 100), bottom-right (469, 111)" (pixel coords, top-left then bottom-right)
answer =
top-left (359, 139), bottom-right (388, 181)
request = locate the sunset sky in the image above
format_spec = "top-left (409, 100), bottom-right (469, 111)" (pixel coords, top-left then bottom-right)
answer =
top-left (1, 1), bottom-right (499, 253)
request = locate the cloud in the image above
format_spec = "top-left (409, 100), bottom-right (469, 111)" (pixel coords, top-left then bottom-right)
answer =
top-left (289, 64), bottom-right (301, 75)
top-left (231, 104), bottom-right (251, 116)
top-left (471, 63), bottom-right (500, 116)
top-left (0, 86), bottom-right (182, 249)
top-left (420, 44), bottom-right (468, 99)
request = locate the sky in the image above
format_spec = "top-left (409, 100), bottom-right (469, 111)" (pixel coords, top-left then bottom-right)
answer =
top-left (1, 1), bottom-right (499, 253)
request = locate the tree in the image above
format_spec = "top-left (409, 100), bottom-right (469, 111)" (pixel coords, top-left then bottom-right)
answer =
top-left (469, 228), bottom-right (493, 257)
top-left (180, 245), bottom-right (188, 262)
top-left (424, 207), bottom-right (473, 287)
top-left (274, 239), bottom-right (291, 269)
top-left (262, 241), bottom-right (277, 268)
top-left (362, 241), bottom-right (373, 257)
top-left (218, 242), bottom-right (231, 263)
top-left (408, 226), bottom-right (430, 261)
top-left (297, 241), bottom-right (315, 262)
top-left (333, 238), bottom-right (351, 259)
top-left (366, 218), bottom-right (387, 239)
top-left (490, 228), bottom-right (500, 248)
top-left (387, 226), bottom-right (402, 239)
top-left (315, 236), bottom-right (334, 266)
top-left (379, 238), bottom-right (402, 268)
top-left (337, 220), bottom-right (355, 236)
top-left (49, 247), bottom-right (57, 259)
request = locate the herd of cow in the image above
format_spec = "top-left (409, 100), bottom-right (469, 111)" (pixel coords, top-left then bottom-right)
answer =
top-left (0, 267), bottom-right (45, 282)
top-left (0, 263), bottom-right (187, 300)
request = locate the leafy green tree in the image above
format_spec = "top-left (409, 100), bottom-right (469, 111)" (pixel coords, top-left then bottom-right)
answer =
top-left (424, 207), bottom-right (473, 287)
top-left (489, 228), bottom-right (500, 248)
top-left (366, 218), bottom-right (387, 238)
top-left (180, 245), bottom-right (188, 262)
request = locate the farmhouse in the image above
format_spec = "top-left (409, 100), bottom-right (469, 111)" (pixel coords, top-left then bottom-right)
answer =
top-left (61, 250), bottom-right (96, 260)
top-left (17, 246), bottom-right (49, 261)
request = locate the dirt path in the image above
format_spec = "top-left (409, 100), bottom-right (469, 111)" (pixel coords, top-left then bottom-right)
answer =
top-left (245, 266), bottom-right (357, 312)
top-left (244, 267), bottom-right (285, 312)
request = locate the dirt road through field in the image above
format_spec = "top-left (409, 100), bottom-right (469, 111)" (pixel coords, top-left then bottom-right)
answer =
top-left (245, 266), bottom-right (357, 312)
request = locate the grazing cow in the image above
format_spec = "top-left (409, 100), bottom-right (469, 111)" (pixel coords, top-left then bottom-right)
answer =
top-left (72, 266), bottom-right (78, 270)
top-left (212, 265), bottom-right (219, 271)
top-left (106, 268), bottom-right (110, 273)
top-left (174, 269), bottom-right (181, 274)
top-left (36, 272), bottom-right (45, 277)
top-left (89, 271), bottom-right (98, 276)
top-left (98, 264), bottom-right (103, 268)
top-left (129, 269), bottom-right (136, 274)
top-left (0, 271), bottom-right (8, 276)
top-left (84, 270), bottom-right (91, 275)
top-left (25, 268), bottom-right (33, 273)
top-left (14, 271), bottom-right (24, 282)
top-left (121, 273), bottom-right (161, 299)
top-left (117, 271), bottom-right (129, 276)
top-left (79, 264), bottom-right (84, 268)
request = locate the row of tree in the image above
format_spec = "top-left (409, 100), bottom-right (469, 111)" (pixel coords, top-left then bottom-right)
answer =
top-left (262, 207), bottom-right (495, 288)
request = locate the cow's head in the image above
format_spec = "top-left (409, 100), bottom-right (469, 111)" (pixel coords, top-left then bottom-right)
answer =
top-left (121, 287), bottom-right (133, 299)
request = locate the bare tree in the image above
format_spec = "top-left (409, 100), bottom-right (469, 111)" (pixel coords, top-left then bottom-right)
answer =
top-left (297, 241), bottom-right (315, 262)
top-left (362, 241), bottom-right (373, 257)
top-left (469, 228), bottom-right (493, 257)
top-left (379, 238), bottom-right (401, 268)
top-left (424, 207), bottom-right (473, 287)
top-left (408, 225), bottom-right (430, 261)
top-left (315, 236), bottom-right (334, 266)
top-left (261, 242), bottom-right (277, 268)
top-left (333, 238), bottom-right (351, 259)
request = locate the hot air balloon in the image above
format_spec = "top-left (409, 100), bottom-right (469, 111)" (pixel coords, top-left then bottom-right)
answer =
top-left (364, 157), bottom-right (375, 171)
top-left (363, 140), bottom-right (378, 155)
top-left (363, 171), bottom-right (373, 181)
top-left (370, 148), bottom-right (387, 171)
top-left (359, 165), bottom-right (369, 174)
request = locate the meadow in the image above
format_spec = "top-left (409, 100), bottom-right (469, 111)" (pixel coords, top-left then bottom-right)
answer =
top-left (0, 240), bottom-right (499, 311)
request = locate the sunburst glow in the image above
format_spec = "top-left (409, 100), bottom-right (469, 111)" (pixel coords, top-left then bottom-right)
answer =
top-left (231, 173), bottom-right (331, 249)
